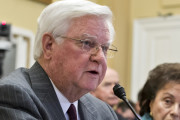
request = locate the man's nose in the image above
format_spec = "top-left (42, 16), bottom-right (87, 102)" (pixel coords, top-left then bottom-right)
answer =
top-left (94, 46), bottom-right (106, 57)
top-left (90, 46), bottom-right (106, 63)
top-left (110, 83), bottom-right (116, 94)
top-left (170, 104), bottom-right (180, 118)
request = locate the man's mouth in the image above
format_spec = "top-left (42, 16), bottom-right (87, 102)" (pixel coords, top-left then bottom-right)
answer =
top-left (88, 70), bottom-right (99, 75)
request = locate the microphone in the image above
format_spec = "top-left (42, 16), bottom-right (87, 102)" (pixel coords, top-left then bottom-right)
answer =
top-left (113, 84), bottom-right (141, 120)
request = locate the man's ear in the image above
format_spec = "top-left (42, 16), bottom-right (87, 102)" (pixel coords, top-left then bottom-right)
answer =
top-left (42, 33), bottom-right (55, 59)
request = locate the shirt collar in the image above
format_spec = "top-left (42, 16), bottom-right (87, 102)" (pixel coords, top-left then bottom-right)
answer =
top-left (50, 79), bottom-right (79, 119)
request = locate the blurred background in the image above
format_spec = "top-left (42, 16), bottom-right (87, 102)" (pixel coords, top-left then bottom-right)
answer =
top-left (1, 0), bottom-right (180, 103)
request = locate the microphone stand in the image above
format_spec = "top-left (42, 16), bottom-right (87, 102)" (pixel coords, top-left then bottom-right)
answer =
top-left (113, 84), bottom-right (141, 120)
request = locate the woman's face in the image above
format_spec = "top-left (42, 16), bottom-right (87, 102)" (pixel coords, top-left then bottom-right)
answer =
top-left (150, 82), bottom-right (180, 120)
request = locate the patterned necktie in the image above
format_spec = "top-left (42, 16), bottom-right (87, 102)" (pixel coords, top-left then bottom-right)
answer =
top-left (67, 104), bottom-right (77, 120)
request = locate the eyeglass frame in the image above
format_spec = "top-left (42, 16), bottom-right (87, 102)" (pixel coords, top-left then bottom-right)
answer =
top-left (56, 33), bottom-right (118, 58)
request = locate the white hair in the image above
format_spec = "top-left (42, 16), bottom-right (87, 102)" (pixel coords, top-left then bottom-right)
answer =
top-left (33, 0), bottom-right (115, 60)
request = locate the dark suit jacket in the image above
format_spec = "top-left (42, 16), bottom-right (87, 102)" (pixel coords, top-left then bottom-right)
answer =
top-left (0, 62), bottom-right (118, 120)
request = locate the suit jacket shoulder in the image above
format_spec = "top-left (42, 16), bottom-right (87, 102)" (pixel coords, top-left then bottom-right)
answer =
top-left (79, 93), bottom-right (119, 120)
top-left (0, 62), bottom-right (119, 120)
top-left (0, 62), bottom-right (64, 120)
top-left (0, 67), bottom-right (49, 119)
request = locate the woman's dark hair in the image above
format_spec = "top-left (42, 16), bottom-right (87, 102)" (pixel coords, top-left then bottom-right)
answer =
top-left (139, 63), bottom-right (180, 116)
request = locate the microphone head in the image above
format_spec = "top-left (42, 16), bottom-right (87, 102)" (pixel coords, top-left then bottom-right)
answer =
top-left (113, 84), bottom-right (141, 120)
top-left (113, 84), bottom-right (126, 99)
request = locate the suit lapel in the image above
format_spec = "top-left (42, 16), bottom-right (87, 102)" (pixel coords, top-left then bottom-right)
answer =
top-left (79, 93), bottom-right (97, 120)
top-left (29, 62), bottom-right (66, 120)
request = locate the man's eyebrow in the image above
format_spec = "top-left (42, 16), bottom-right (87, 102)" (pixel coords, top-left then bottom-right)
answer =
top-left (162, 92), bottom-right (175, 98)
top-left (103, 82), bottom-right (112, 85)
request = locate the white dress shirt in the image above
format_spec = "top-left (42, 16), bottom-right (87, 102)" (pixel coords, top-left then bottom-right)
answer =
top-left (50, 80), bottom-right (80, 120)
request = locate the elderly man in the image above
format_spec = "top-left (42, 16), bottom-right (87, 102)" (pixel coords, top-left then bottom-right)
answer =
top-left (0, 0), bottom-right (119, 120)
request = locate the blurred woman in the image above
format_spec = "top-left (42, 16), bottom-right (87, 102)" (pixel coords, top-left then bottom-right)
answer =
top-left (139, 63), bottom-right (180, 120)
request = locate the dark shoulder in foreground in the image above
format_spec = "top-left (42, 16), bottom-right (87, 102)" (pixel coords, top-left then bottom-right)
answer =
top-left (0, 67), bottom-right (31, 89)
top-left (79, 93), bottom-right (119, 120)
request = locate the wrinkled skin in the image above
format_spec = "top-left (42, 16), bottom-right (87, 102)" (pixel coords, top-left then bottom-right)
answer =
top-left (39, 15), bottom-right (110, 102)
top-left (150, 82), bottom-right (180, 120)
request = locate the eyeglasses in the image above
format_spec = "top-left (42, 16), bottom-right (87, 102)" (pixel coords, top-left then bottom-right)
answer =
top-left (59, 33), bottom-right (118, 58)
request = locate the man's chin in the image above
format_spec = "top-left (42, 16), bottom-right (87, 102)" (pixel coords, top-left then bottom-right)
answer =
top-left (86, 83), bottom-right (99, 90)
top-left (108, 101), bottom-right (119, 106)
top-left (83, 85), bottom-right (98, 92)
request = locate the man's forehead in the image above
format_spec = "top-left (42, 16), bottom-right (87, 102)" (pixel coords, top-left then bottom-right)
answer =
top-left (67, 16), bottom-right (110, 37)
top-left (102, 76), bottom-right (118, 83)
